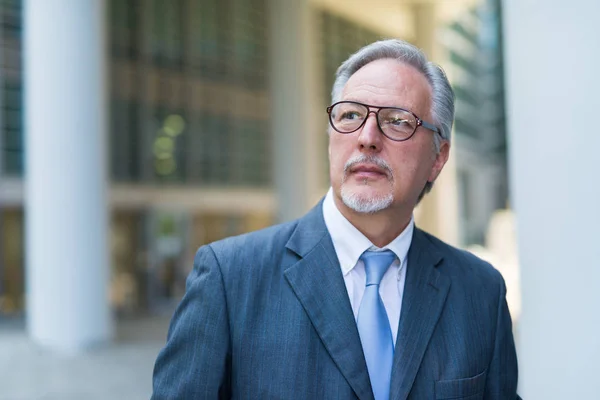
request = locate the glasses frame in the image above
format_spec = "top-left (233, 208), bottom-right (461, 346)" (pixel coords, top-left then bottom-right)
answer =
top-left (326, 100), bottom-right (442, 142)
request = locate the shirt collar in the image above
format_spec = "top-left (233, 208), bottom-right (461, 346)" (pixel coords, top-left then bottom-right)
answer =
top-left (322, 188), bottom-right (414, 275)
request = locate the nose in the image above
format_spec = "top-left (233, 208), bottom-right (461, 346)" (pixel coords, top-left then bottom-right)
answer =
top-left (357, 110), bottom-right (383, 152)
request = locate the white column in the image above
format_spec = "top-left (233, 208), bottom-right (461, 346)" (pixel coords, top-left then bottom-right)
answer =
top-left (24, 0), bottom-right (111, 352)
top-left (269, 0), bottom-right (324, 222)
top-left (503, 1), bottom-right (600, 397)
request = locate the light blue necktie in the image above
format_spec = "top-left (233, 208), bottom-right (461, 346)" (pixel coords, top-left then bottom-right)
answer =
top-left (357, 250), bottom-right (396, 400)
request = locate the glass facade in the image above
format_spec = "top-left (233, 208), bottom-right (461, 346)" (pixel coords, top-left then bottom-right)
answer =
top-left (106, 0), bottom-right (273, 312)
top-left (0, 0), bottom-right (23, 176)
top-left (0, 0), bottom-right (273, 316)
top-left (109, 0), bottom-right (271, 186)
top-left (446, 0), bottom-right (508, 245)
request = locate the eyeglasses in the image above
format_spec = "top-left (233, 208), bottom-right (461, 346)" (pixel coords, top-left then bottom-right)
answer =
top-left (326, 101), bottom-right (441, 142)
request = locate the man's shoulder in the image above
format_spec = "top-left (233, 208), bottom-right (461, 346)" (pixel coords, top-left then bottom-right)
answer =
top-left (418, 229), bottom-right (505, 287)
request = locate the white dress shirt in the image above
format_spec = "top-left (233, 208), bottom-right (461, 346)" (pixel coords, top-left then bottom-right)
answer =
top-left (322, 188), bottom-right (414, 345)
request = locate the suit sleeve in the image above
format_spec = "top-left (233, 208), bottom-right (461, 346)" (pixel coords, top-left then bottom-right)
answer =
top-left (484, 276), bottom-right (520, 399)
top-left (151, 245), bottom-right (231, 400)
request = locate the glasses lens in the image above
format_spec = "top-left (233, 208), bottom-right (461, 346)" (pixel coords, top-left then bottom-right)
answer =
top-left (329, 102), bottom-right (368, 133)
top-left (378, 108), bottom-right (417, 140)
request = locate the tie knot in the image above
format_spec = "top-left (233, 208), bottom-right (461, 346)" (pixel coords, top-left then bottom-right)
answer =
top-left (360, 250), bottom-right (396, 286)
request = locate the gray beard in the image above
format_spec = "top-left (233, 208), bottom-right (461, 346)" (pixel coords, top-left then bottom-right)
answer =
top-left (340, 184), bottom-right (393, 214)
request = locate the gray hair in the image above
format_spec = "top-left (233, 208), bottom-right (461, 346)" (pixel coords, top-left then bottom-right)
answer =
top-left (330, 39), bottom-right (455, 200)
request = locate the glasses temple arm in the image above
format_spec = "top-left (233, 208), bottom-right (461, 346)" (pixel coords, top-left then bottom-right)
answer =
top-left (420, 120), bottom-right (442, 136)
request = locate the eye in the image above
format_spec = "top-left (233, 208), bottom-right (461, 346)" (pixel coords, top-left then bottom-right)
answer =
top-left (388, 117), bottom-right (410, 126)
top-left (340, 111), bottom-right (362, 120)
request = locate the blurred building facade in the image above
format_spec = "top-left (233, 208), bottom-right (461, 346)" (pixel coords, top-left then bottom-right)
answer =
top-left (0, 0), bottom-right (509, 323)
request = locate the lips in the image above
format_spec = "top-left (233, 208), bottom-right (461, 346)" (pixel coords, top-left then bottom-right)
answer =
top-left (350, 164), bottom-right (388, 178)
top-left (342, 155), bottom-right (393, 183)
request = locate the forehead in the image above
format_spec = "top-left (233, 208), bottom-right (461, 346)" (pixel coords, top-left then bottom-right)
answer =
top-left (341, 58), bottom-right (432, 115)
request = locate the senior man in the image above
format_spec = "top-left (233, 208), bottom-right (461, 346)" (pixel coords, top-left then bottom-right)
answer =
top-left (152, 39), bottom-right (520, 400)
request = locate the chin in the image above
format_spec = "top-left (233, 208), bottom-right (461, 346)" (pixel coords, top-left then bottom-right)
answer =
top-left (340, 183), bottom-right (394, 214)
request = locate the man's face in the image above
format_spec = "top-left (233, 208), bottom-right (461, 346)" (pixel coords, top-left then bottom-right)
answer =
top-left (328, 58), bottom-right (449, 214)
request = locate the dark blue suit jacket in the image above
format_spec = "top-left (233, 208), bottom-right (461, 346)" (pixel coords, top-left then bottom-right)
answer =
top-left (152, 202), bottom-right (519, 399)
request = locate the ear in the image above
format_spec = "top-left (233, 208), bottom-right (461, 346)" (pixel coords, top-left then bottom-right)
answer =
top-left (427, 140), bottom-right (450, 183)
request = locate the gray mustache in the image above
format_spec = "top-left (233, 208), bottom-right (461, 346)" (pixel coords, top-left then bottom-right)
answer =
top-left (343, 155), bottom-right (393, 182)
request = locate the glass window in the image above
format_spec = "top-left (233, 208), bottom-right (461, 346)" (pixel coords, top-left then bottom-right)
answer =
top-left (109, 0), bottom-right (138, 60)
top-left (446, 0), bottom-right (509, 245)
top-left (110, 210), bottom-right (146, 314)
top-left (0, 208), bottom-right (24, 315)
top-left (150, 0), bottom-right (184, 69)
top-left (1, 1), bottom-right (23, 176)
top-left (108, 0), bottom-right (271, 186)
top-left (111, 99), bottom-right (140, 181)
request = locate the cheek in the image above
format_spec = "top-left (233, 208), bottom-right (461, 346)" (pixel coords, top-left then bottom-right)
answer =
top-left (328, 138), bottom-right (347, 174)
top-left (389, 148), bottom-right (432, 186)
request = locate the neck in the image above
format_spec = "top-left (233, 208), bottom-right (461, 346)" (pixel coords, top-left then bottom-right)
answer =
top-left (333, 195), bottom-right (412, 248)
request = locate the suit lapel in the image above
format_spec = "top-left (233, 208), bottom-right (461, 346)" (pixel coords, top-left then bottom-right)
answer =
top-left (390, 228), bottom-right (451, 400)
top-left (283, 204), bottom-right (374, 400)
